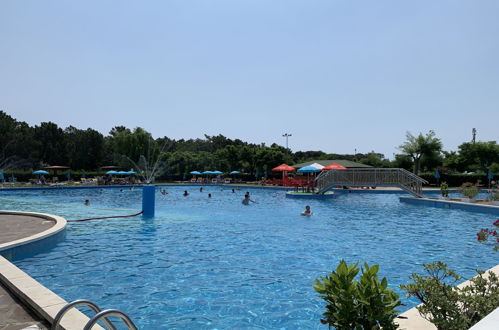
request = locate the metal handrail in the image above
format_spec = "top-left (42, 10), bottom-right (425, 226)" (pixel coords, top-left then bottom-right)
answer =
top-left (83, 309), bottom-right (138, 330)
top-left (315, 168), bottom-right (428, 197)
top-left (51, 300), bottom-right (116, 330)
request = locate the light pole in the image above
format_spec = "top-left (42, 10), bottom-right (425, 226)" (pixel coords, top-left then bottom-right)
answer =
top-left (282, 133), bottom-right (292, 151)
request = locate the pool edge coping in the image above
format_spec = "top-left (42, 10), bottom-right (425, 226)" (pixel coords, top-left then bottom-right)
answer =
top-left (399, 196), bottom-right (499, 215)
top-left (0, 210), bottom-right (104, 330)
top-left (0, 210), bottom-right (67, 252)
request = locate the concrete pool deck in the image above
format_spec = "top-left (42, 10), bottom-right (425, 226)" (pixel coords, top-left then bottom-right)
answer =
top-left (0, 211), bottom-right (105, 330)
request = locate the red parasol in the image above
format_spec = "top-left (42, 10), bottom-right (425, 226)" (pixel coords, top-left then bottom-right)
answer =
top-left (42, 165), bottom-right (70, 170)
top-left (272, 164), bottom-right (296, 186)
top-left (272, 164), bottom-right (296, 172)
top-left (322, 163), bottom-right (347, 170)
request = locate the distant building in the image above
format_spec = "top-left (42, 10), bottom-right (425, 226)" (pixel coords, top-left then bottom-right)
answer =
top-left (291, 159), bottom-right (371, 169)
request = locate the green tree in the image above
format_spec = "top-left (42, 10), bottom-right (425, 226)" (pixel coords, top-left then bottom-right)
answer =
top-left (32, 122), bottom-right (68, 166)
top-left (65, 126), bottom-right (105, 170)
top-left (399, 131), bottom-right (443, 174)
top-left (358, 152), bottom-right (391, 168)
top-left (457, 141), bottom-right (499, 172)
top-left (111, 127), bottom-right (159, 165)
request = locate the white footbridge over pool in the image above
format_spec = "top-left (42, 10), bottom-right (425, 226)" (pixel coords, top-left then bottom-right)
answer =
top-left (315, 168), bottom-right (428, 198)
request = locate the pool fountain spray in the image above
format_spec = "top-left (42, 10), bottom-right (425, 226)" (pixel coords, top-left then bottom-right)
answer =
top-left (122, 139), bottom-right (171, 217)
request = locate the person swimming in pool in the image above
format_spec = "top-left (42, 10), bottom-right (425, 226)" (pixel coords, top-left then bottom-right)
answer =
top-left (183, 190), bottom-right (189, 196)
top-left (242, 194), bottom-right (257, 205)
top-left (84, 199), bottom-right (90, 206)
top-left (301, 205), bottom-right (313, 216)
top-left (160, 189), bottom-right (168, 195)
top-left (200, 187), bottom-right (203, 192)
top-left (208, 193), bottom-right (212, 198)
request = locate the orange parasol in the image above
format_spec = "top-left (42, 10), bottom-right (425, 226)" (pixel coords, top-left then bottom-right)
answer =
top-left (322, 163), bottom-right (347, 170)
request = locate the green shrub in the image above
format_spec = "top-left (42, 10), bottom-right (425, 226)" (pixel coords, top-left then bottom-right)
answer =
top-left (458, 182), bottom-right (479, 199)
top-left (313, 260), bottom-right (401, 329)
top-left (440, 182), bottom-right (449, 197)
top-left (418, 173), bottom-right (497, 187)
top-left (401, 262), bottom-right (499, 330)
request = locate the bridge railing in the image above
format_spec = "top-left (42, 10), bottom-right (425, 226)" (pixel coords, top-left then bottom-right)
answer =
top-left (315, 168), bottom-right (428, 197)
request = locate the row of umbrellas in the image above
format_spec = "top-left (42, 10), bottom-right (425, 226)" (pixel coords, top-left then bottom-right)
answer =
top-left (31, 170), bottom-right (137, 176)
top-left (106, 170), bottom-right (136, 175)
top-left (272, 162), bottom-right (346, 173)
top-left (190, 170), bottom-right (240, 175)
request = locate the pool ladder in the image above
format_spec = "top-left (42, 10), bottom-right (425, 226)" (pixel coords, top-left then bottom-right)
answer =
top-left (51, 299), bottom-right (137, 330)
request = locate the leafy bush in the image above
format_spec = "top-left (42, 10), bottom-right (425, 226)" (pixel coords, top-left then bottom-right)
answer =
top-left (401, 262), bottom-right (499, 330)
top-left (440, 182), bottom-right (449, 197)
top-left (489, 189), bottom-right (499, 201)
top-left (418, 173), bottom-right (497, 187)
top-left (458, 182), bottom-right (479, 199)
top-left (313, 260), bottom-right (401, 329)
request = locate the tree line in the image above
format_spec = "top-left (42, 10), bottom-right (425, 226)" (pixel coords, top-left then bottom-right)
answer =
top-left (1, 111), bottom-right (498, 180)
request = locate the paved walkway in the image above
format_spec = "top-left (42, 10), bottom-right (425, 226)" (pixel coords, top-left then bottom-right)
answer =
top-left (0, 214), bottom-right (54, 329)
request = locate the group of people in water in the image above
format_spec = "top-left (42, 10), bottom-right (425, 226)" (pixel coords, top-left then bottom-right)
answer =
top-left (83, 186), bottom-right (313, 216)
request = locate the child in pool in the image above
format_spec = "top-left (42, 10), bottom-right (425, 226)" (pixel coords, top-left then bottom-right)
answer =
top-left (301, 205), bottom-right (313, 216)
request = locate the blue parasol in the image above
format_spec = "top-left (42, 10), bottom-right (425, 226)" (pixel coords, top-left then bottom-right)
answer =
top-left (106, 170), bottom-right (118, 175)
top-left (230, 171), bottom-right (240, 175)
top-left (212, 170), bottom-right (223, 175)
top-left (190, 171), bottom-right (202, 175)
top-left (32, 170), bottom-right (49, 175)
top-left (297, 165), bottom-right (321, 173)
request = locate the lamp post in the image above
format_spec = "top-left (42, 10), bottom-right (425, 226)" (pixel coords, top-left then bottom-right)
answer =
top-left (282, 133), bottom-right (292, 151)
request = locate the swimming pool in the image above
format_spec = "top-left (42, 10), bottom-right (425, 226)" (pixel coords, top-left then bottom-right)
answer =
top-left (1, 186), bottom-right (497, 329)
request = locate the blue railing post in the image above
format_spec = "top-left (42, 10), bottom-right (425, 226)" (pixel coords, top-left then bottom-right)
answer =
top-left (142, 185), bottom-right (155, 217)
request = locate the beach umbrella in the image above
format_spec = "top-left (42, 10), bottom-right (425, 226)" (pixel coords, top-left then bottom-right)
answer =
top-left (272, 164), bottom-right (296, 172)
top-left (297, 165), bottom-right (321, 173)
top-left (230, 171), bottom-right (240, 175)
top-left (323, 163), bottom-right (347, 170)
top-left (309, 163), bottom-right (325, 170)
top-left (32, 170), bottom-right (49, 175)
top-left (201, 171), bottom-right (214, 175)
top-left (212, 170), bottom-right (223, 175)
top-left (190, 171), bottom-right (202, 175)
top-left (127, 171), bottom-right (137, 175)
top-left (298, 166), bottom-right (321, 191)
top-left (117, 171), bottom-right (128, 175)
top-left (272, 164), bottom-right (296, 186)
top-left (106, 170), bottom-right (118, 175)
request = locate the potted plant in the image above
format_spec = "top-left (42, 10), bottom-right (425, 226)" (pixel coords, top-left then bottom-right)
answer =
top-left (439, 182), bottom-right (450, 200)
top-left (458, 182), bottom-right (479, 203)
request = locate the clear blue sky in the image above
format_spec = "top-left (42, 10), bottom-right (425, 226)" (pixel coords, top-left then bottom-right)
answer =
top-left (1, 1), bottom-right (498, 158)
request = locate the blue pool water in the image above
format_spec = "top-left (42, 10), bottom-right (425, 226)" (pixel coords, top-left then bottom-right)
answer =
top-left (1, 186), bottom-right (497, 329)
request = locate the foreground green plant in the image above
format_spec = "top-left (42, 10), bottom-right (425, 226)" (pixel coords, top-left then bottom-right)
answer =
top-left (313, 260), bottom-right (401, 329)
top-left (458, 182), bottom-right (479, 199)
top-left (440, 182), bottom-right (449, 198)
top-left (401, 262), bottom-right (499, 330)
